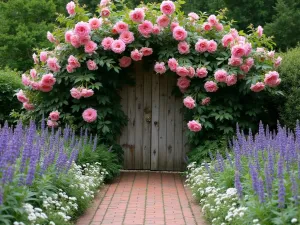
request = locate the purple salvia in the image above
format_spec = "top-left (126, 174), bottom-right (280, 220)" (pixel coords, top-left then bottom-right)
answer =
top-left (204, 161), bottom-right (212, 177)
top-left (258, 177), bottom-right (265, 203)
top-left (277, 153), bottom-right (284, 179)
top-left (83, 129), bottom-right (88, 146)
top-left (290, 174), bottom-right (298, 205)
top-left (264, 164), bottom-right (273, 199)
top-left (234, 141), bottom-right (242, 172)
top-left (88, 134), bottom-right (93, 146)
top-left (208, 151), bottom-right (214, 161)
top-left (25, 143), bottom-right (39, 186)
top-left (92, 134), bottom-right (98, 152)
top-left (66, 148), bottom-right (79, 172)
top-left (2, 165), bottom-right (15, 184)
top-left (278, 178), bottom-right (285, 208)
top-left (225, 149), bottom-right (233, 168)
top-left (267, 148), bottom-right (274, 177)
top-left (234, 171), bottom-right (243, 199)
top-left (298, 154), bottom-right (300, 180)
top-left (0, 186), bottom-right (3, 205)
top-left (217, 153), bottom-right (225, 172)
top-left (63, 125), bottom-right (70, 143)
top-left (249, 163), bottom-right (259, 194)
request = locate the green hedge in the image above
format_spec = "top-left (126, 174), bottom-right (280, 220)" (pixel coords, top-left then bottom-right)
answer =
top-left (0, 69), bottom-right (22, 124)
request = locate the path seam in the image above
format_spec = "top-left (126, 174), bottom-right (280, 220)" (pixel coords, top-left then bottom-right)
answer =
top-left (122, 172), bottom-right (137, 224)
top-left (173, 174), bottom-right (188, 225)
top-left (143, 172), bottom-right (150, 225)
top-left (160, 173), bottom-right (166, 225)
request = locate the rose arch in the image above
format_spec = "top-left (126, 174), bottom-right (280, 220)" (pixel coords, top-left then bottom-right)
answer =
top-left (17, 0), bottom-right (281, 145)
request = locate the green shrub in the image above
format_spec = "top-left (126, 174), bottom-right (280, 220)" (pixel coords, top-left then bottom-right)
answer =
top-left (0, 69), bottom-right (22, 124)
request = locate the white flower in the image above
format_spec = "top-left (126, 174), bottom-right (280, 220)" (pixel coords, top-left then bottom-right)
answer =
top-left (291, 218), bottom-right (298, 223)
top-left (49, 222), bottom-right (55, 225)
top-left (253, 219), bottom-right (259, 223)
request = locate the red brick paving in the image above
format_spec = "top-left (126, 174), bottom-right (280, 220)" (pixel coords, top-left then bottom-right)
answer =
top-left (76, 172), bottom-right (207, 225)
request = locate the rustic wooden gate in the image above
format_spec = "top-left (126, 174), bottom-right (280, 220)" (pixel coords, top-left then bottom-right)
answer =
top-left (118, 62), bottom-right (189, 171)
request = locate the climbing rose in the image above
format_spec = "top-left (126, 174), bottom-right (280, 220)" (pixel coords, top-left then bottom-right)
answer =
top-left (140, 47), bottom-right (153, 56)
top-left (188, 12), bottom-right (199, 21)
top-left (111, 40), bottom-right (126, 54)
top-left (39, 83), bottom-right (53, 92)
top-left (168, 58), bottom-right (178, 72)
top-left (119, 56), bottom-right (132, 68)
top-left (47, 120), bottom-right (58, 128)
top-left (201, 97), bottom-right (211, 105)
top-left (245, 57), bottom-right (254, 67)
top-left (66, 1), bottom-right (76, 15)
top-left (40, 52), bottom-right (48, 62)
top-left (30, 69), bottom-right (37, 79)
top-left (226, 75), bottom-right (237, 86)
top-left (215, 23), bottom-right (223, 31)
top-left (231, 44), bottom-right (245, 58)
top-left (101, 8), bottom-right (110, 17)
top-left (119, 31), bottom-right (135, 44)
top-left (274, 56), bottom-right (282, 68)
top-left (49, 111), bottom-right (60, 121)
top-left (222, 34), bottom-right (234, 47)
top-left (178, 41), bottom-right (190, 54)
top-left (81, 88), bottom-right (94, 98)
top-left (87, 60), bottom-right (98, 70)
top-left (16, 90), bottom-right (28, 103)
top-left (22, 74), bottom-right (31, 86)
top-left (70, 34), bottom-right (81, 48)
top-left (47, 57), bottom-right (61, 72)
top-left (177, 77), bottom-right (190, 89)
top-left (157, 14), bottom-right (170, 27)
top-left (41, 73), bottom-right (56, 86)
top-left (187, 120), bottom-right (202, 132)
top-left (240, 64), bottom-right (250, 73)
top-left (257, 25), bottom-right (263, 37)
top-left (68, 55), bottom-right (80, 68)
top-left (70, 88), bottom-right (81, 99)
top-left (47, 32), bottom-right (56, 43)
top-left (32, 53), bottom-right (39, 64)
top-left (67, 64), bottom-right (74, 73)
top-left (207, 40), bottom-right (217, 53)
top-left (202, 22), bottom-right (212, 31)
top-left (101, 37), bottom-right (114, 50)
top-left (154, 62), bottom-right (166, 74)
top-left (196, 67), bottom-right (208, 78)
top-left (183, 96), bottom-right (196, 109)
top-left (188, 67), bottom-right (195, 78)
top-left (74, 22), bottom-right (91, 37)
top-left (82, 108), bottom-right (97, 123)
top-left (264, 71), bottom-right (280, 87)
top-left (228, 57), bottom-right (243, 66)
top-left (100, 0), bottom-right (110, 7)
top-left (250, 82), bottom-right (265, 92)
top-left (214, 69), bottom-right (228, 82)
top-left (176, 66), bottom-right (189, 77)
top-left (23, 102), bottom-right (34, 111)
top-left (204, 81), bottom-right (218, 92)
top-left (152, 25), bottom-right (161, 34)
top-left (85, 41), bottom-right (97, 54)
top-left (65, 30), bottom-right (73, 43)
top-left (114, 21), bottom-right (129, 33)
top-left (138, 20), bottom-right (153, 37)
top-left (89, 18), bottom-right (102, 30)
top-left (129, 8), bottom-right (145, 23)
top-left (160, 0), bottom-right (175, 15)
top-left (31, 82), bottom-right (40, 90)
top-left (173, 26), bottom-right (187, 41)
top-left (208, 15), bottom-right (218, 25)
top-left (195, 39), bottom-right (208, 52)
top-left (131, 49), bottom-right (143, 61)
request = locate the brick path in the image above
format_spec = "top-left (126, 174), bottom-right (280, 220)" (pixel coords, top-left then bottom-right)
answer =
top-left (76, 172), bottom-right (206, 225)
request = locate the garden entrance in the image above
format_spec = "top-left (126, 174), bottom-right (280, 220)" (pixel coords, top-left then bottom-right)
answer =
top-left (119, 63), bottom-right (189, 171)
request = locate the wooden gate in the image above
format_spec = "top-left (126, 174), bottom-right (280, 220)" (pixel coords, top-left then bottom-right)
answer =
top-left (118, 62), bottom-right (188, 171)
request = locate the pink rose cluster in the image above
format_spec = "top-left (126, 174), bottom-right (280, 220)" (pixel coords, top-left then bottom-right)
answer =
top-left (16, 90), bottom-right (35, 111)
top-left (70, 87), bottom-right (94, 99)
top-left (250, 71), bottom-right (281, 92)
top-left (22, 70), bottom-right (56, 93)
top-left (183, 96), bottom-right (196, 109)
top-left (129, 47), bottom-right (153, 62)
top-left (202, 15), bottom-right (223, 32)
top-left (47, 110), bottom-right (60, 128)
top-left (66, 55), bottom-right (81, 73)
top-left (195, 39), bottom-right (218, 53)
top-left (213, 69), bottom-right (237, 86)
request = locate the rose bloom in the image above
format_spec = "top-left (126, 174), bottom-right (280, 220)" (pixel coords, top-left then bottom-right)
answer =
top-left (188, 12), bottom-right (199, 21)
top-left (89, 18), bottom-right (102, 30)
top-left (70, 34), bottom-right (81, 48)
top-left (31, 82), bottom-right (40, 90)
top-left (23, 102), bottom-right (34, 111)
top-left (47, 31), bottom-right (56, 43)
top-left (101, 8), bottom-right (110, 17)
top-left (79, 35), bottom-right (90, 45)
top-left (215, 23), bottom-right (223, 31)
top-left (237, 74), bottom-right (245, 80)
top-left (74, 22), bottom-right (91, 37)
top-left (222, 34), bottom-right (234, 47)
top-left (131, 49), bottom-right (143, 61)
top-left (157, 14), bottom-right (170, 27)
top-left (257, 25), bottom-right (263, 37)
top-left (114, 21), bottom-right (129, 33)
top-left (41, 73), bottom-right (56, 86)
top-left (119, 31), bottom-right (134, 44)
top-left (16, 90), bottom-right (28, 103)
top-left (140, 47), bottom-right (153, 56)
top-left (230, 28), bottom-right (239, 38)
top-left (66, 1), bottom-right (76, 15)
top-left (82, 108), bottom-right (97, 123)
top-left (240, 64), bottom-right (250, 73)
top-left (201, 97), bottom-right (211, 105)
top-left (119, 56), bottom-right (132, 68)
top-left (47, 120), bottom-right (58, 128)
top-left (64, 30), bottom-right (73, 43)
top-left (129, 8), bottom-right (145, 23)
top-left (68, 55), bottom-right (80, 68)
top-left (154, 62), bottom-right (167, 74)
top-left (160, 0), bottom-right (175, 15)
top-left (176, 66), bottom-right (189, 77)
top-left (187, 120), bottom-right (202, 132)
top-left (30, 69), bottom-right (37, 79)
top-left (228, 57), bottom-right (243, 66)
top-left (274, 56), bottom-right (282, 68)
top-left (264, 71), bottom-right (280, 86)
top-left (207, 40), bottom-right (217, 53)
top-left (22, 74), bottom-right (31, 86)
top-left (168, 58), bottom-right (178, 72)
top-left (70, 87), bottom-right (81, 99)
top-left (214, 69), bottom-right (228, 82)
top-left (226, 75), bottom-right (237, 86)
top-left (32, 53), bottom-right (39, 64)
top-left (47, 57), bottom-right (61, 72)
top-left (208, 14), bottom-right (218, 25)
top-left (183, 96), bottom-right (196, 109)
top-left (40, 51), bottom-right (48, 62)
top-left (87, 60), bottom-right (98, 70)
top-left (188, 67), bottom-right (195, 78)
top-left (173, 26), bottom-right (187, 41)
top-left (256, 47), bottom-right (265, 53)
top-left (244, 57), bottom-right (254, 68)
top-left (250, 82), bottom-right (265, 92)
top-left (267, 50), bottom-right (275, 59)
top-left (231, 44), bottom-right (246, 58)
top-left (204, 81), bottom-right (218, 92)
top-left (81, 88), bottom-right (94, 98)
top-left (178, 41), bottom-right (190, 54)
top-left (195, 39), bottom-right (208, 52)
top-left (101, 37), bottom-right (114, 50)
top-left (100, 0), bottom-right (110, 7)
top-left (49, 111), bottom-right (60, 121)
top-left (196, 67), bottom-right (208, 78)
top-left (244, 43), bottom-right (252, 56)
top-left (111, 40), bottom-right (126, 54)
top-left (138, 20), bottom-right (153, 37)
top-left (67, 64), bottom-right (74, 73)
top-left (85, 41), bottom-right (97, 54)
top-left (202, 22), bottom-right (212, 31)
top-left (170, 22), bottom-right (179, 31)
top-left (177, 77), bottom-right (190, 89)
top-left (39, 83), bottom-right (53, 92)
top-left (152, 25), bottom-right (161, 34)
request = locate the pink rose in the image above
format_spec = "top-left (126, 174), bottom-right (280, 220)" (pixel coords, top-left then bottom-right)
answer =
top-left (119, 56), bottom-right (132, 68)
top-left (68, 55), bottom-right (80, 68)
top-left (47, 31), bottom-right (56, 43)
top-left (245, 57), bottom-right (254, 67)
top-left (195, 39), bottom-right (208, 52)
top-left (176, 66), bottom-right (189, 77)
top-left (152, 25), bottom-right (161, 34)
top-left (131, 49), bottom-right (143, 61)
top-left (79, 35), bottom-right (90, 45)
top-left (208, 15), bottom-right (218, 25)
top-left (74, 22), bottom-right (91, 37)
top-left (183, 96), bottom-right (196, 109)
top-left (138, 20), bottom-right (153, 37)
top-left (140, 47), bottom-right (153, 56)
top-left (160, 0), bottom-right (175, 15)
top-left (23, 102), bottom-right (34, 111)
top-left (89, 18), bottom-right (102, 30)
top-left (31, 82), bottom-right (40, 90)
top-left (230, 29), bottom-right (239, 39)
top-left (222, 34), bottom-right (234, 47)
top-left (82, 108), bottom-right (97, 123)
top-left (256, 47), bottom-right (265, 53)
top-left (41, 73), bottom-right (56, 86)
top-left (178, 41), bottom-right (190, 54)
top-left (129, 8), bottom-right (145, 23)
top-left (250, 82), bottom-right (265, 92)
top-left (201, 97), bottom-right (211, 105)
top-left (244, 43), bottom-right (252, 56)
top-left (196, 67), bottom-right (208, 78)
top-left (177, 77), bottom-right (190, 89)
top-left (101, 7), bottom-right (110, 17)
top-left (67, 64), bottom-right (74, 73)
top-left (188, 67), bottom-right (195, 78)
top-left (214, 69), bottom-right (228, 82)
top-left (154, 62), bottom-right (167, 74)
top-left (87, 60), bottom-right (98, 70)
top-left (49, 111), bottom-right (60, 121)
top-left (226, 75), bottom-right (237, 86)
top-left (22, 74), bottom-right (31, 86)
top-left (70, 34), bottom-right (81, 48)
top-left (85, 41), bottom-right (97, 54)
top-left (47, 57), bottom-right (61, 72)
top-left (157, 14), bottom-right (170, 27)
top-left (16, 90), bottom-right (28, 103)
top-left (257, 25), bottom-right (263, 37)
top-left (47, 120), bottom-right (58, 128)
top-left (173, 26), bottom-right (187, 41)
top-left (228, 57), bottom-right (243, 66)
top-left (100, 0), bottom-right (110, 7)
top-left (204, 81), bottom-right (218, 92)
top-left (264, 71), bottom-right (280, 86)
top-left (215, 23), bottom-right (223, 31)
top-left (119, 31), bottom-right (135, 44)
top-left (170, 22), bottom-right (179, 32)
top-left (111, 40), bottom-right (126, 54)
top-left (231, 44), bottom-right (246, 58)
top-left (101, 37), bottom-right (114, 50)
top-left (81, 88), bottom-right (94, 98)
top-left (29, 69), bottom-right (37, 79)
top-left (267, 50), bottom-right (275, 59)
top-left (203, 22), bottom-right (212, 31)
top-left (32, 53), bottom-right (39, 64)
top-left (39, 83), bottom-right (53, 92)
top-left (274, 56), bottom-right (282, 68)
top-left (70, 88), bottom-right (81, 99)
top-left (168, 58), bottom-right (178, 72)
top-left (40, 51), bottom-right (48, 62)
top-left (187, 120), bottom-right (202, 132)
top-left (65, 30), bottom-right (73, 43)
top-left (207, 40), bottom-right (217, 53)
top-left (188, 12), bottom-right (199, 21)
top-left (66, 1), bottom-right (76, 15)
top-left (114, 21), bottom-right (129, 34)
top-left (240, 64), bottom-right (250, 73)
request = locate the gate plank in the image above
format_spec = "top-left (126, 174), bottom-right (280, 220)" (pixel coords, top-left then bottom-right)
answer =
top-left (174, 96), bottom-right (183, 170)
top-left (182, 115), bottom-right (189, 170)
top-left (119, 86), bottom-right (128, 169)
top-left (151, 72), bottom-right (159, 170)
